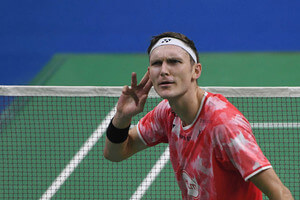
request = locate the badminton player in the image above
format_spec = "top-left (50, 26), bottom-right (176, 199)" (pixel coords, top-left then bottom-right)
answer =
top-left (104, 32), bottom-right (294, 199)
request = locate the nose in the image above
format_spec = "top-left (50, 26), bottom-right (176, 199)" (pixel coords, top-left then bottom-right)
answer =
top-left (160, 61), bottom-right (169, 76)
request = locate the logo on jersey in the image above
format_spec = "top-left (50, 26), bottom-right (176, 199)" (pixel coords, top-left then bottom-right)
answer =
top-left (179, 133), bottom-right (191, 141)
top-left (182, 171), bottom-right (199, 198)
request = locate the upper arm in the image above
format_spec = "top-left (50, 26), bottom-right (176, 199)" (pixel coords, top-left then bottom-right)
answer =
top-left (250, 168), bottom-right (294, 200)
top-left (126, 125), bottom-right (149, 155)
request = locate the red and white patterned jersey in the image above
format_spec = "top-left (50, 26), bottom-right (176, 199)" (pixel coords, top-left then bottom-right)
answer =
top-left (137, 92), bottom-right (272, 200)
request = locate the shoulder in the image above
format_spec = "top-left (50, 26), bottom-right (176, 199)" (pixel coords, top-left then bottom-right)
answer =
top-left (205, 92), bottom-right (233, 111)
top-left (140, 99), bottom-right (174, 125)
top-left (204, 92), bottom-right (252, 138)
top-left (137, 99), bottom-right (173, 146)
top-left (204, 92), bottom-right (242, 123)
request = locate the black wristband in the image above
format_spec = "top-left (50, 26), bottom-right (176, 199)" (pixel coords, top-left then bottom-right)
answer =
top-left (106, 119), bottom-right (130, 143)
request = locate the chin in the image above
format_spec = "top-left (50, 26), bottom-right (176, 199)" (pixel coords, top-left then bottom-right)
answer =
top-left (154, 87), bottom-right (178, 100)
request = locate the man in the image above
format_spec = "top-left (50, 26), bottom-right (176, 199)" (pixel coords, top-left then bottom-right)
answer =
top-left (103, 32), bottom-right (293, 199)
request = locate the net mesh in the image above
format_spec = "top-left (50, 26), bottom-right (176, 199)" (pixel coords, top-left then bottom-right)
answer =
top-left (0, 86), bottom-right (299, 199)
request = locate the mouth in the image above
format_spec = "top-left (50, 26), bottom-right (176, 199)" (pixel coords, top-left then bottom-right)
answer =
top-left (158, 81), bottom-right (174, 87)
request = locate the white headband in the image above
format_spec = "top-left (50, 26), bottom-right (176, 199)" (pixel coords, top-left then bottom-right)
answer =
top-left (149, 37), bottom-right (198, 63)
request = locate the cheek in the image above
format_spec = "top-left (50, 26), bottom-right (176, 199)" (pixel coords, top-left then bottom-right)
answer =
top-left (148, 70), bottom-right (157, 83)
top-left (178, 73), bottom-right (194, 84)
top-left (149, 67), bottom-right (160, 76)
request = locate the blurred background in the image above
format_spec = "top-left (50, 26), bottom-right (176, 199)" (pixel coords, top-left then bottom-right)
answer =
top-left (1, 1), bottom-right (300, 199)
top-left (0, 0), bottom-right (299, 86)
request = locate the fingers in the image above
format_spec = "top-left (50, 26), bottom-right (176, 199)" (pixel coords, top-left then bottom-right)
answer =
top-left (143, 78), bottom-right (153, 94)
top-left (121, 72), bottom-right (151, 111)
top-left (122, 85), bottom-right (139, 105)
top-left (131, 72), bottom-right (137, 89)
top-left (138, 71), bottom-right (150, 87)
top-left (125, 71), bottom-right (152, 97)
top-left (122, 85), bottom-right (130, 95)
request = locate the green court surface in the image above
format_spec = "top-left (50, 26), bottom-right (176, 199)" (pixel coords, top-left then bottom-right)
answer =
top-left (31, 52), bottom-right (300, 86)
top-left (1, 52), bottom-right (300, 199)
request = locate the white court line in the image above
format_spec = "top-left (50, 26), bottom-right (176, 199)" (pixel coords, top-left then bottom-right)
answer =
top-left (40, 119), bottom-right (298, 199)
top-left (39, 105), bottom-right (116, 200)
top-left (130, 146), bottom-right (170, 200)
top-left (251, 122), bottom-right (300, 129)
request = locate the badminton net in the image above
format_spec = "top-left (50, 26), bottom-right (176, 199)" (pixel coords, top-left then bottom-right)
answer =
top-left (0, 86), bottom-right (299, 199)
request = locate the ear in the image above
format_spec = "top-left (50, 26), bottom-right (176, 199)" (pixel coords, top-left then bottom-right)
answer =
top-left (192, 63), bottom-right (202, 80)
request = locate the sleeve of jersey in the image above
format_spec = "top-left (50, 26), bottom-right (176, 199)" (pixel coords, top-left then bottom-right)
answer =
top-left (137, 101), bottom-right (170, 147)
top-left (213, 114), bottom-right (272, 181)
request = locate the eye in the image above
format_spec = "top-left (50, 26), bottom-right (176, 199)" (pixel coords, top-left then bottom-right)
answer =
top-left (150, 60), bottom-right (162, 66)
top-left (168, 58), bottom-right (181, 64)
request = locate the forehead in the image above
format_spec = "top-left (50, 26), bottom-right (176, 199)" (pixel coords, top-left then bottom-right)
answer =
top-left (149, 45), bottom-right (190, 60)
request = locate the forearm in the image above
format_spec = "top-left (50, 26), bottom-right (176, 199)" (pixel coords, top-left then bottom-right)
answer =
top-left (267, 186), bottom-right (294, 200)
top-left (103, 114), bottom-right (131, 162)
top-left (280, 187), bottom-right (294, 200)
top-left (103, 120), bottom-right (148, 162)
top-left (103, 137), bottom-right (130, 162)
top-left (104, 129), bottom-right (145, 162)
top-left (250, 168), bottom-right (294, 200)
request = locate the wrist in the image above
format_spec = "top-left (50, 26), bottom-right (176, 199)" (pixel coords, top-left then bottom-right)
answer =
top-left (106, 118), bottom-right (130, 144)
top-left (112, 113), bottom-right (132, 129)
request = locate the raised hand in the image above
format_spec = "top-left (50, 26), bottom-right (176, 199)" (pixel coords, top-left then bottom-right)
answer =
top-left (113, 71), bottom-right (152, 128)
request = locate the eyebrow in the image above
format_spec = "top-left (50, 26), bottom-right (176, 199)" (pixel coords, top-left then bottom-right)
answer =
top-left (150, 56), bottom-right (183, 64)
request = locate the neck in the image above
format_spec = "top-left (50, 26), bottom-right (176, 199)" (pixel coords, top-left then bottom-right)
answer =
top-left (168, 86), bottom-right (205, 126)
